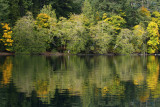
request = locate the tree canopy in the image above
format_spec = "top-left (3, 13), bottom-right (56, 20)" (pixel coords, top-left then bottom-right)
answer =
top-left (1, 0), bottom-right (160, 54)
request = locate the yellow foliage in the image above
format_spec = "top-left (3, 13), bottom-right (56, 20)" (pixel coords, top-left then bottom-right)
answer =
top-left (96, 11), bottom-right (100, 21)
top-left (0, 23), bottom-right (13, 51)
top-left (152, 11), bottom-right (160, 29)
top-left (152, 11), bottom-right (160, 18)
top-left (147, 22), bottom-right (159, 37)
top-left (140, 7), bottom-right (151, 17)
top-left (35, 13), bottom-right (50, 28)
top-left (118, 9), bottom-right (126, 17)
top-left (133, 25), bottom-right (145, 36)
top-left (102, 13), bottom-right (107, 20)
top-left (103, 15), bottom-right (126, 31)
top-left (147, 22), bottom-right (159, 53)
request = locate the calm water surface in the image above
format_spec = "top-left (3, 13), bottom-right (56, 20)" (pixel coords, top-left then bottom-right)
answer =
top-left (0, 55), bottom-right (160, 107)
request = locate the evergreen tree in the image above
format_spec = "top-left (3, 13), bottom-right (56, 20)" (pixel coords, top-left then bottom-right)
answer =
top-left (50, 0), bottom-right (74, 18)
top-left (82, 0), bottom-right (95, 25)
top-left (8, 0), bottom-right (33, 26)
top-left (0, 0), bottom-right (9, 23)
top-left (8, 0), bottom-right (20, 26)
top-left (0, 0), bottom-right (10, 51)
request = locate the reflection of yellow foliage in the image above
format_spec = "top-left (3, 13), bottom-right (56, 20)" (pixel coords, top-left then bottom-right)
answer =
top-left (102, 86), bottom-right (108, 96)
top-left (139, 91), bottom-right (149, 102)
top-left (147, 56), bottom-right (159, 90)
top-left (36, 80), bottom-right (49, 98)
top-left (1, 57), bottom-right (13, 85)
top-left (151, 83), bottom-right (160, 98)
top-left (102, 79), bottom-right (124, 96)
top-left (109, 79), bottom-right (124, 95)
top-left (133, 73), bottom-right (144, 85)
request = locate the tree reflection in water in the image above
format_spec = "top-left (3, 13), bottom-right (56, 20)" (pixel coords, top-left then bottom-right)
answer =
top-left (0, 55), bottom-right (160, 106)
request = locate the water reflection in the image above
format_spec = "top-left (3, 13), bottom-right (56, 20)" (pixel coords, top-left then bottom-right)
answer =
top-left (0, 56), bottom-right (13, 86)
top-left (1, 55), bottom-right (160, 106)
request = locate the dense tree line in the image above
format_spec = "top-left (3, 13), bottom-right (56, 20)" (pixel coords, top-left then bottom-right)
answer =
top-left (1, 0), bottom-right (160, 54)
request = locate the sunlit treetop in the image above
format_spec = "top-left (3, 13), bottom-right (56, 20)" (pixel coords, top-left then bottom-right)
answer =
top-left (147, 22), bottom-right (159, 37)
top-left (104, 15), bottom-right (126, 31)
top-left (102, 13), bottom-right (107, 20)
top-left (133, 25), bottom-right (145, 37)
top-left (0, 23), bottom-right (13, 52)
top-left (140, 6), bottom-right (151, 17)
top-left (152, 11), bottom-right (160, 18)
top-left (35, 13), bottom-right (50, 28)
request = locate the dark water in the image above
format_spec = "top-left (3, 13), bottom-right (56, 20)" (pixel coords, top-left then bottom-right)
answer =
top-left (0, 55), bottom-right (160, 107)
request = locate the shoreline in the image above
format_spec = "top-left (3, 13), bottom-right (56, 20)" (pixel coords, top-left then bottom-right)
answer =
top-left (0, 52), bottom-right (160, 56)
top-left (0, 52), bottom-right (14, 56)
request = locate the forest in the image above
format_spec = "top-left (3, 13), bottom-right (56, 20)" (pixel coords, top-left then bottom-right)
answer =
top-left (1, 0), bottom-right (160, 54)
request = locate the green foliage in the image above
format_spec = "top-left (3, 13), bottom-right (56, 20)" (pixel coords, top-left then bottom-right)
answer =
top-left (90, 0), bottom-right (124, 16)
top-left (139, 7), bottom-right (151, 17)
top-left (90, 21), bottom-right (114, 54)
top-left (8, 0), bottom-right (32, 26)
top-left (2, 0), bottom-right (160, 54)
top-left (50, 0), bottom-right (75, 18)
top-left (37, 5), bottom-right (58, 51)
top-left (0, 0), bottom-right (10, 50)
top-left (0, 0), bottom-right (9, 23)
top-left (40, 4), bottom-right (56, 19)
top-left (8, 0), bottom-right (20, 26)
top-left (132, 25), bottom-right (146, 53)
top-left (82, 0), bottom-right (95, 25)
top-left (115, 29), bottom-right (135, 54)
top-left (54, 14), bottom-right (88, 54)
top-left (13, 12), bottom-right (48, 54)
top-left (1, 0), bottom-right (83, 27)
top-left (147, 22), bottom-right (159, 53)
top-left (136, 7), bottom-right (151, 26)
top-left (144, 0), bottom-right (160, 12)
top-left (72, 0), bottom-right (84, 14)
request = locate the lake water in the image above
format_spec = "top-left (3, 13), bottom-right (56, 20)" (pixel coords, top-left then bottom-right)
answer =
top-left (0, 55), bottom-right (160, 107)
